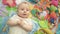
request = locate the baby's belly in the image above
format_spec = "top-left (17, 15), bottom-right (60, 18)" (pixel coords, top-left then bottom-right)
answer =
top-left (8, 26), bottom-right (28, 34)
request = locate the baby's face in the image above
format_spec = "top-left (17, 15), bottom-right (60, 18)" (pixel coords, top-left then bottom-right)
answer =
top-left (17, 3), bottom-right (30, 18)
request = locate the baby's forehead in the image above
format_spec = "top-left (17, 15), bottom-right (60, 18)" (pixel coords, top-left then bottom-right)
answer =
top-left (18, 2), bottom-right (30, 8)
top-left (19, 4), bottom-right (29, 8)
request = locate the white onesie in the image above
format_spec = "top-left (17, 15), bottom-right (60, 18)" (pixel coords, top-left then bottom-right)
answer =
top-left (8, 15), bottom-right (33, 34)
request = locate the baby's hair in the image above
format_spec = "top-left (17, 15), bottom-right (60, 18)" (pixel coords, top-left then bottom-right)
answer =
top-left (17, 1), bottom-right (31, 10)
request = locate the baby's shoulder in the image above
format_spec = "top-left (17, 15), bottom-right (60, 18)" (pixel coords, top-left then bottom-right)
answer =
top-left (9, 15), bottom-right (20, 21)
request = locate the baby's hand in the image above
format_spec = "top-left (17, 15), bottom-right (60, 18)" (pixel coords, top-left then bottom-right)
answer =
top-left (17, 18), bottom-right (24, 26)
top-left (17, 19), bottom-right (33, 32)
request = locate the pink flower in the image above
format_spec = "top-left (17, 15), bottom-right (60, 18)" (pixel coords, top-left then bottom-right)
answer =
top-left (2, 0), bottom-right (16, 7)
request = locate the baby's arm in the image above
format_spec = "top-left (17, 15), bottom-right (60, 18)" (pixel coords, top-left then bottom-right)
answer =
top-left (7, 18), bottom-right (18, 26)
top-left (18, 19), bottom-right (33, 32)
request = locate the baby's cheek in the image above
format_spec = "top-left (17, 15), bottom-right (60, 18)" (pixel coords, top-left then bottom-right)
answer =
top-left (27, 12), bottom-right (30, 15)
top-left (18, 10), bottom-right (23, 13)
top-left (26, 10), bottom-right (30, 13)
top-left (21, 11), bottom-right (24, 13)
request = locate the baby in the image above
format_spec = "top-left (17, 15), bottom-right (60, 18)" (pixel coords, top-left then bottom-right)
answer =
top-left (7, 2), bottom-right (39, 34)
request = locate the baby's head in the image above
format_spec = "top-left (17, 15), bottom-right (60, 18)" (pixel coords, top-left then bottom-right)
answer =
top-left (17, 2), bottom-right (31, 18)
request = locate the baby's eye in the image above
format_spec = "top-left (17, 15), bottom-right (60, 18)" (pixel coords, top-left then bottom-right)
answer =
top-left (21, 9), bottom-right (24, 10)
top-left (26, 9), bottom-right (30, 11)
top-left (26, 9), bottom-right (29, 11)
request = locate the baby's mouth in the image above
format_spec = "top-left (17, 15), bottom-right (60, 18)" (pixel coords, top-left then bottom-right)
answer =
top-left (23, 14), bottom-right (27, 15)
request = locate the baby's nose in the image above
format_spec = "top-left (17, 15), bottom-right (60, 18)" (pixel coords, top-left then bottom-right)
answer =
top-left (24, 10), bottom-right (27, 13)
